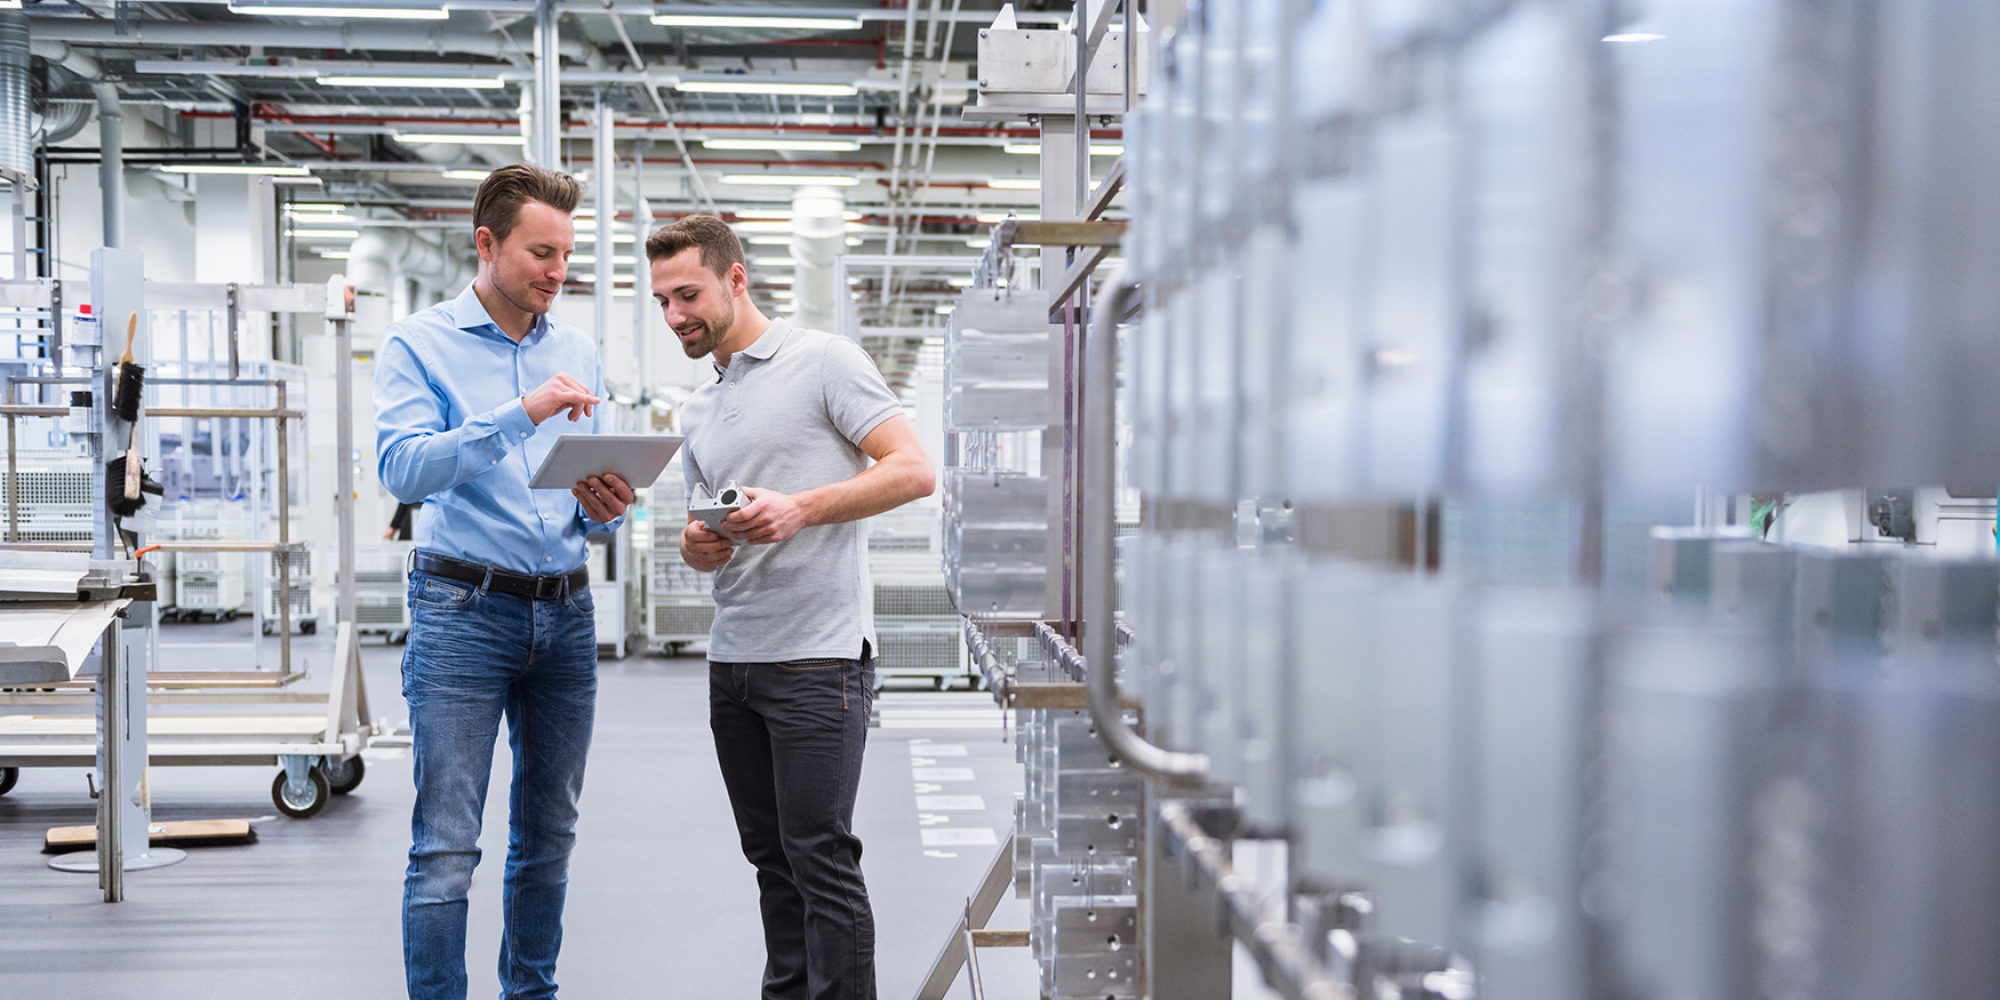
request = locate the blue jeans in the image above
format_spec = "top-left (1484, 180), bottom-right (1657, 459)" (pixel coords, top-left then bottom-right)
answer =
top-left (401, 569), bottom-right (598, 1000)
top-left (710, 655), bottom-right (878, 1000)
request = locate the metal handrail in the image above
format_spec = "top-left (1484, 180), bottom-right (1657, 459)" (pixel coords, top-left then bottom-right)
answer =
top-left (1080, 264), bottom-right (1208, 785)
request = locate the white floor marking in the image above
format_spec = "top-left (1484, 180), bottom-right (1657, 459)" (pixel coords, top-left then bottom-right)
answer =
top-left (915, 795), bottom-right (986, 810)
top-left (921, 828), bottom-right (999, 847)
top-left (911, 767), bottom-right (975, 781)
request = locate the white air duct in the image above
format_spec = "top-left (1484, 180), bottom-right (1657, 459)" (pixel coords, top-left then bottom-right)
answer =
top-left (0, 12), bottom-right (30, 180)
top-left (347, 228), bottom-right (466, 324)
top-left (789, 186), bottom-right (846, 334)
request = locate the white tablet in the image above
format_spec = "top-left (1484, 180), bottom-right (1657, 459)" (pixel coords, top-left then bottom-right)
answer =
top-left (528, 434), bottom-right (685, 490)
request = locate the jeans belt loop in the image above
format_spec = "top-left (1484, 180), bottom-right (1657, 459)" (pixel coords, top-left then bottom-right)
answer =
top-left (479, 565), bottom-right (494, 596)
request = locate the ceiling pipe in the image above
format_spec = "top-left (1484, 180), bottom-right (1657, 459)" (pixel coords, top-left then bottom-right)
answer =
top-left (789, 185), bottom-right (845, 334)
top-left (95, 81), bottom-right (123, 249)
top-left (27, 19), bottom-right (596, 62)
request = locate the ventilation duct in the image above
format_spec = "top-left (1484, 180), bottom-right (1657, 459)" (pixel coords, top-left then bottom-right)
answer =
top-left (789, 186), bottom-right (846, 334)
top-left (0, 12), bottom-right (30, 180)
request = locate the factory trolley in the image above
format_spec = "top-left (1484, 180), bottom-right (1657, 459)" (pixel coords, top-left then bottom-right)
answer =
top-left (644, 468), bottom-right (716, 655)
top-left (0, 274), bottom-right (375, 825)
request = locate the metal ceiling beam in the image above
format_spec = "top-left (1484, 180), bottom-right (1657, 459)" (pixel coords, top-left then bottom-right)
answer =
top-left (27, 17), bottom-right (597, 61)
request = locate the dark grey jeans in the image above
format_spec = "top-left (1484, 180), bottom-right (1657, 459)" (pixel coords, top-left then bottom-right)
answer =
top-left (710, 654), bottom-right (877, 1000)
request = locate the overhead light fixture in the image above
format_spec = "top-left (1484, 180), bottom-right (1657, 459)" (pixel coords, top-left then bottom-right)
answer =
top-left (443, 169), bottom-right (492, 180)
top-left (721, 174), bottom-right (860, 187)
top-left (395, 132), bottom-right (525, 145)
top-left (764, 275), bottom-right (796, 285)
top-left (678, 81), bottom-right (859, 97)
top-left (988, 178), bottom-right (1040, 190)
top-left (1602, 31), bottom-right (1666, 42)
top-left (274, 176), bottom-right (324, 186)
top-left (845, 237), bottom-right (862, 246)
top-left (1003, 143), bottom-right (1124, 156)
top-left (733, 208), bottom-right (793, 219)
top-left (965, 238), bottom-right (991, 248)
top-left (702, 137), bottom-right (863, 152)
top-left (732, 220), bottom-right (794, 232)
top-left (290, 202), bottom-right (346, 211)
top-left (975, 211), bottom-right (1039, 223)
top-left (652, 13), bottom-right (862, 30)
top-left (948, 277), bottom-right (974, 287)
top-left (229, 3), bottom-right (448, 18)
top-left (934, 304), bottom-right (955, 314)
top-left (291, 228), bottom-right (362, 239)
top-left (318, 250), bottom-right (353, 259)
top-left (754, 256), bottom-right (799, 266)
top-left (320, 76), bottom-right (507, 89)
top-left (747, 235), bottom-right (792, 245)
top-left (613, 287), bottom-right (636, 298)
top-left (570, 254), bottom-right (637, 266)
top-left (162, 163), bottom-right (313, 176)
top-left (288, 213), bottom-right (354, 223)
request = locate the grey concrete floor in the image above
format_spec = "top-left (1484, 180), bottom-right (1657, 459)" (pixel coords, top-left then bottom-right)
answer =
top-left (0, 619), bottom-right (1039, 999)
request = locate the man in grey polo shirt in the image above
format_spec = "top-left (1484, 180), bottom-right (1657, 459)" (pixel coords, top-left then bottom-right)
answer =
top-left (647, 214), bottom-right (935, 1000)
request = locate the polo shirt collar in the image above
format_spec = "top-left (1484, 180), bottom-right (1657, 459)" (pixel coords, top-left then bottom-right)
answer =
top-left (711, 317), bottom-right (792, 377)
top-left (448, 282), bottom-right (550, 345)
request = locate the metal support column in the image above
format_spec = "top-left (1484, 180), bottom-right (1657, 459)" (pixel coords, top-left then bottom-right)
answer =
top-left (533, 0), bottom-right (561, 169)
top-left (1039, 116), bottom-right (1081, 634)
top-left (593, 91), bottom-right (612, 353)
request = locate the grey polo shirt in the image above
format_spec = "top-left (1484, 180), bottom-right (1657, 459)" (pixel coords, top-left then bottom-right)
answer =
top-left (681, 318), bottom-right (905, 662)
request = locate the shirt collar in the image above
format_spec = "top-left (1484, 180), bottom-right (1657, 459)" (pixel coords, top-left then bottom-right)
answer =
top-left (447, 282), bottom-right (549, 345)
top-left (710, 317), bottom-right (791, 377)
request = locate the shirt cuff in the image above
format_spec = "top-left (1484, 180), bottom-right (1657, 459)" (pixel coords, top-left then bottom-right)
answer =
top-left (495, 397), bottom-right (537, 441)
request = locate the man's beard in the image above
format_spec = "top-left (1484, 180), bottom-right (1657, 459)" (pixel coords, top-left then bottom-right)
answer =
top-left (678, 300), bottom-right (735, 359)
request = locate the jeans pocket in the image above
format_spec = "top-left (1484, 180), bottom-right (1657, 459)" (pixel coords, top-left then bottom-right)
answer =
top-left (777, 658), bottom-right (848, 671)
top-left (410, 575), bottom-right (475, 611)
top-left (564, 588), bottom-right (596, 618)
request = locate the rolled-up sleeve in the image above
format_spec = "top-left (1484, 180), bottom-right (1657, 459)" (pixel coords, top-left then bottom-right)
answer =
top-left (374, 332), bottom-right (537, 504)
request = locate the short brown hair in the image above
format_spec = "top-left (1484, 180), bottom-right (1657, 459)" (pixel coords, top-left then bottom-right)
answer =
top-left (472, 164), bottom-right (581, 243)
top-left (645, 214), bottom-right (745, 279)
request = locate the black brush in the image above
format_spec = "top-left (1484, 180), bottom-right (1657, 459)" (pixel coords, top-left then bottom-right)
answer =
top-left (112, 312), bottom-right (143, 423)
top-left (105, 424), bottom-right (161, 518)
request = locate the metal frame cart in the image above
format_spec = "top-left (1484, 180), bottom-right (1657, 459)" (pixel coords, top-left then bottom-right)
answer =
top-left (0, 264), bottom-right (375, 907)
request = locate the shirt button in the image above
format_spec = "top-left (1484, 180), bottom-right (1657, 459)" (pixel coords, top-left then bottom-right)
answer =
top-left (520, 431), bottom-right (528, 438)
top-left (491, 459), bottom-right (497, 465)
top-left (545, 556), bottom-right (552, 562)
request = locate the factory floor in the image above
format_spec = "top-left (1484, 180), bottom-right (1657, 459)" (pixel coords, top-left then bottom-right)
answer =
top-left (0, 619), bottom-right (1040, 1000)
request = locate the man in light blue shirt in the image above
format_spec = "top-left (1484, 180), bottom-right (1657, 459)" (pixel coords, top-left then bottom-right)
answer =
top-left (373, 163), bottom-right (632, 1000)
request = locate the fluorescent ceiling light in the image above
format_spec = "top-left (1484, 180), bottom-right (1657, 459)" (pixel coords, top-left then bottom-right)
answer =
top-left (318, 250), bottom-right (353, 259)
top-left (1003, 143), bottom-right (1123, 156)
top-left (274, 177), bottom-right (324, 186)
top-left (290, 202), bottom-right (346, 211)
top-left (763, 275), bottom-right (796, 284)
top-left (292, 228), bottom-right (362, 239)
top-left (443, 169), bottom-right (492, 180)
top-left (652, 13), bottom-right (862, 30)
top-left (754, 256), bottom-right (798, 266)
top-left (733, 208), bottom-right (793, 219)
top-left (572, 274), bottom-right (598, 283)
top-left (288, 213), bottom-right (354, 223)
top-left (732, 220), bottom-right (794, 232)
top-left (965, 238), bottom-right (991, 247)
top-left (396, 132), bottom-right (525, 145)
top-left (570, 254), bottom-right (636, 266)
top-left (320, 76), bottom-right (507, 89)
top-left (747, 235), bottom-right (792, 245)
top-left (575, 208), bottom-right (595, 217)
top-left (947, 277), bottom-right (974, 287)
top-left (721, 174), bottom-right (860, 187)
top-left (934, 305), bottom-right (955, 314)
top-left (678, 81), bottom-right (858, 97)
top-left (613, 287), bottom-right (635, 297)
top-left (975, 211), bottom-right (1038, 223)
top-left (1602, 32), bottom-right (1665, 42)
top-left (229, 4), bottom-right (447, 18)
top-left (162, 163), bottom-right (313, 176)
top-left (0, 1), bottom-right (21, 8)
top-left (703, 137), bottom-right (862, 152)
top-left (845, 237), bottom-right (863, 246)
top-left (988, 178), bottom-right (1041, 190)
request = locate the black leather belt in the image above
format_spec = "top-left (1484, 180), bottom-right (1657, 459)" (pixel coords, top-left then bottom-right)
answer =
top-left (412, 552), bottom-right (587, 601)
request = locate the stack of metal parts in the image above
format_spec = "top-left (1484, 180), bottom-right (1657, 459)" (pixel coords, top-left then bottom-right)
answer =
top-left (868, 502), bottom-right (970, 688)
top-left (941, 288), bottom-right (1050, 618)
top-left (1008, 633), bottom-right (1144, 999)
top-left (939, 0), bottom-right (2000, 997)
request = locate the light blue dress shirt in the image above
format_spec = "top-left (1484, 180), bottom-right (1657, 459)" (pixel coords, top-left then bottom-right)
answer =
top-left (374, 283), bottom-right (620, 575)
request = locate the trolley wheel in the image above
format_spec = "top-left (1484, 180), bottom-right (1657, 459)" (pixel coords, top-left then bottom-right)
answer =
top-left (272, 766), bottom-right (330, 819)
top-left (223, 609), bottom-right (238, 622)
top-left (0, 766), bottom-right (17, 796)
top-left (301, 620), bottom-right (317, 635)
top-left (933, 675), bottom-right (950, 692)
top-left (323, 755), bottom-right (365, 795)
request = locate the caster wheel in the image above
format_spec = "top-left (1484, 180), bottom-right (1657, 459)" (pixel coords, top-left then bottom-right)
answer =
top-left (272, 767), bottom-right (330, 819)
top-left (933, 676), bottom-right (949, 692)
top-left (301, 621), bottom-right (317, 635)
top-left (223, 610), bottom-right (237, 622)
top-left (323, 756), bottom-right (365, 795)
top-left (0, 766), bottom-right (17, 796)
top-left (261, 622), bottom-right (272, 636)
